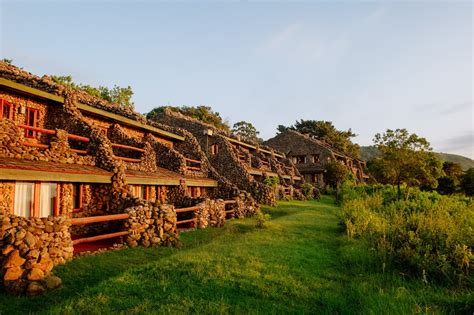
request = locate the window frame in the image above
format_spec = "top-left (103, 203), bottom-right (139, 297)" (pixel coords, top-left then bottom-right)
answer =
top-left (25, 107), bottom-right (39, 138)
top-left (0, 98), bottom-right (14, 120)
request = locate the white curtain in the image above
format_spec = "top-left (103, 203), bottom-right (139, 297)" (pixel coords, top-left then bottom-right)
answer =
top-left (14, 182), bottom-right (34, 217)
top-left (39, 183), bottom-right (57, 217)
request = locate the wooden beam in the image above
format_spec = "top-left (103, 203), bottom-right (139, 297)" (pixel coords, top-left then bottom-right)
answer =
top-left (72, 231), bottom-right (128, 245)
top-left (0, 78), bottom-right (64, 103)
top-left (17, 124), bottom-right (56, 135)
top-left (70, 149), bottom-right (89, 154)
top-left (126, 176), bottom-right (181, 186)
top-left (111, 143), bottom-right (145, 153)
top-left (184, 157), bottom-right (202, 164)
top-left (76, 103), bottom-right (185, 142)
top-left (223, 200), bottom-right (236, 204)
top-left (71, 213), bottom-right (129, 225)
top-left (22, 142), bottom-right (49, 149)
top-left (176, 218), bottom-right (196, 225)
top-left (175, 206), bottom-right (200, 213)
top-left (113, 155), bottom-right (141, 163)
top-left (185, 178), bottom-right (218, 187)
top-left (0, 168), bottom-right (112, 183)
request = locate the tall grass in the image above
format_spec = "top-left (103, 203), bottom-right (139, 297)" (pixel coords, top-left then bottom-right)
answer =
top-left (340, 184), bottom-right (473, 286)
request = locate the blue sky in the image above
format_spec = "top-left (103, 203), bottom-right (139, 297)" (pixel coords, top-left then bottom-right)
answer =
top-left (1, 1), bottom-right (472, 157)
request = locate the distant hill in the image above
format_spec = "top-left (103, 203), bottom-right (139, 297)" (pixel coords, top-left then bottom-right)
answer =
top-left (360, 146), bottom-right (474, 171)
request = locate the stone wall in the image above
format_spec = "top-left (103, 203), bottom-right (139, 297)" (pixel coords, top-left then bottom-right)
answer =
top-left (124, 202), bottom-right (178, 248)
top-left (0, 215), bottom-right (73, 295)
top-left (0, 182), bottom-right (14, 217)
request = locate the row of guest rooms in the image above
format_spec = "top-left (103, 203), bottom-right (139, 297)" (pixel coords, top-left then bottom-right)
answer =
top-left (6, 181), bottom-right (209, 218)
top-left (0, 85), bottom-right (212, 219)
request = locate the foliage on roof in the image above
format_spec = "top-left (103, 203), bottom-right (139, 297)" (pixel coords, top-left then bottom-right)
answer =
top-left (278, 120), bottom-right (360, 158)
top-left (147, 105), bottom-right (230, 132)
top-left (0, 60), bottom-right (144, 123)
top-left (50, 75), bottom-right (134, 109)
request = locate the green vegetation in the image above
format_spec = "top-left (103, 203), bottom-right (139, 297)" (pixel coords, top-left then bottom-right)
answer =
top-left (232, 121), bottom-right (261, 145)
top-left (1, 198), bottom-right (472, 314)
top-left (50, 75), bottom-right (134, 109)
top-left (324, 161), bottom-right (350, 190)
top-left (301, 182), bottom-right (314, 199)
top-left (361, 146), bottom-right (474, 171)
top-left (368, 129), bottom-right (442, 197)
top-left (147, 106), bottom-right (230, 131)
top-left (461, 168), bottom-right (474, 196)
top-left (278, 120), bottom-right (360, 158)
top-left (340, 185), bottom-right (473, 286)
top-left (263, 176), bottom-right (279, 188)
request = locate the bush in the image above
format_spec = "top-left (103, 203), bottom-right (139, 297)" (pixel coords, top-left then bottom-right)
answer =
top-left (301, 183), bottom-right (314, 199)
top-left (264, 176), bottom-right (280, 188)
top-left (255, 210), bottom-right (271, 228)
top-left (340, 185), bottom-right (474, 285)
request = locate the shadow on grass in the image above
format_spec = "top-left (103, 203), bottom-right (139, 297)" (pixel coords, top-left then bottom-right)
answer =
top-left (0, 223), bottom-right (245, 313)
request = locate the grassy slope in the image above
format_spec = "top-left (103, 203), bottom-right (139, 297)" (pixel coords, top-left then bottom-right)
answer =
top-left (0, 197), bottom-right (472, 314)
top-left (360, 146), bottom-right (474, 171)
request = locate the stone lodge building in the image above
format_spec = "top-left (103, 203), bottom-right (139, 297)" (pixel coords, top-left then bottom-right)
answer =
top-left (151, 108), bottom-right (305, 205)
top-left (0, 61), bottom-right (258, 295)
top-left (264, 130), bottom-right (368, 187)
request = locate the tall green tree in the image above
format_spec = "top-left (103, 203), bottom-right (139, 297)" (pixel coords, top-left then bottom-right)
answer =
top-left (460, 168), bottom-right (474, 196)
top-left (369, 129), bottom-right (443, 198)
top-left (277, 120), bottom-right (360, 157)
top-left (147, 105), bottom-right (230, 131)
top-left (232, 121), bottom-right (260, 144)
top-left (437, 161), bottom-right (464, 195)
top-left (324, 161), bottom-right (350, 201)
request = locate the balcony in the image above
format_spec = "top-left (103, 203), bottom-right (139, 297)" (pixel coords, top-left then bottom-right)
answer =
top-left (184, 157), bottom-right (202, 172)
top-left (18, 124), bottom-right (90, 154)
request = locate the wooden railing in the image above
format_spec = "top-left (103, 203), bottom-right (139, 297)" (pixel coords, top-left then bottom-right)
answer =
top-left (185, 157), bottom-right (202, 171)
top-left (17, 125), bottom-right (90, 154)
top-left (111, 142), bottom-right (145, 163)
top-left (176, 206), bottom-right (199, 226)
top-left (176, 200), bottom-right (237, 228)
top-left (70, 213), bottom-right (129, 246)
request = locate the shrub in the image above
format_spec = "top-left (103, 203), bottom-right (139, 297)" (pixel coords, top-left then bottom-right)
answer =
top-left (264, 176), bottom-right (280, 188)
top-left (255, 210), bottom-right (271, 228)
top-left (301, 183), bottom-right (314, 199)
top-left (340, 186), bottom-right (474, 285)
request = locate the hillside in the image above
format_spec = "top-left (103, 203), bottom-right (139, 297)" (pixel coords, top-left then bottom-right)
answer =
top-left (360, 146), bottom-right (474, 170)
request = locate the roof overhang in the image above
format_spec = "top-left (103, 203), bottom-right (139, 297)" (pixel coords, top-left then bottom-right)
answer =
top-left (248, 168), bottom-right (263, 176)
top-left (225, 136), bottom-right (285, 158)
top-left (266, 172), bottom-right (279, 178)
top-left (0, 167), bottom-right (112, 183)
top-left (0, 78), bottom-right (184, 142)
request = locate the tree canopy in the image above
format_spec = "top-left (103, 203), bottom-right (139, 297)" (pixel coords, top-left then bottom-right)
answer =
top-left (51, 75), bottom-right (134, 109)
top-left (278, 120), bottom-right (360, 157)
top-left (460, 168), bottom-right (474, 196)
top-left (146, 106), bottom-right (230, 131)
top-left (232, 121), bottom-right (261, 145)
top-left (324, 161), bottom-right (350, 188)
top-left (367, 129), bottom-right (443, 197)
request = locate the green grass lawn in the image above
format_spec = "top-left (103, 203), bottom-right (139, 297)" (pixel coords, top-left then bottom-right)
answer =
top-left (1, 196), bottom-right (472, 314)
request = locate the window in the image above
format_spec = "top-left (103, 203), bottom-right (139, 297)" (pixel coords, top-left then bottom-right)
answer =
top-left (14, 182), bottom-right (57, 218)
top-left (39, 183), bottom-right (58, 218)
top-left (73, 184), bottom-right (84, 210)
top-left (14, 182), bottom-right (34, 217)
top-left (312, 154), bottom-right (320, 163)
top-left (25, 107), bottom-right (39, 138)
top-left (211, 144), bottom-right (219, 155)
top-left (0, 99), bottom-right (13, 120)
top-left (295, 156), bottom-right (306, 164)
top-left (130, 185), bottom-right (143, 199)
